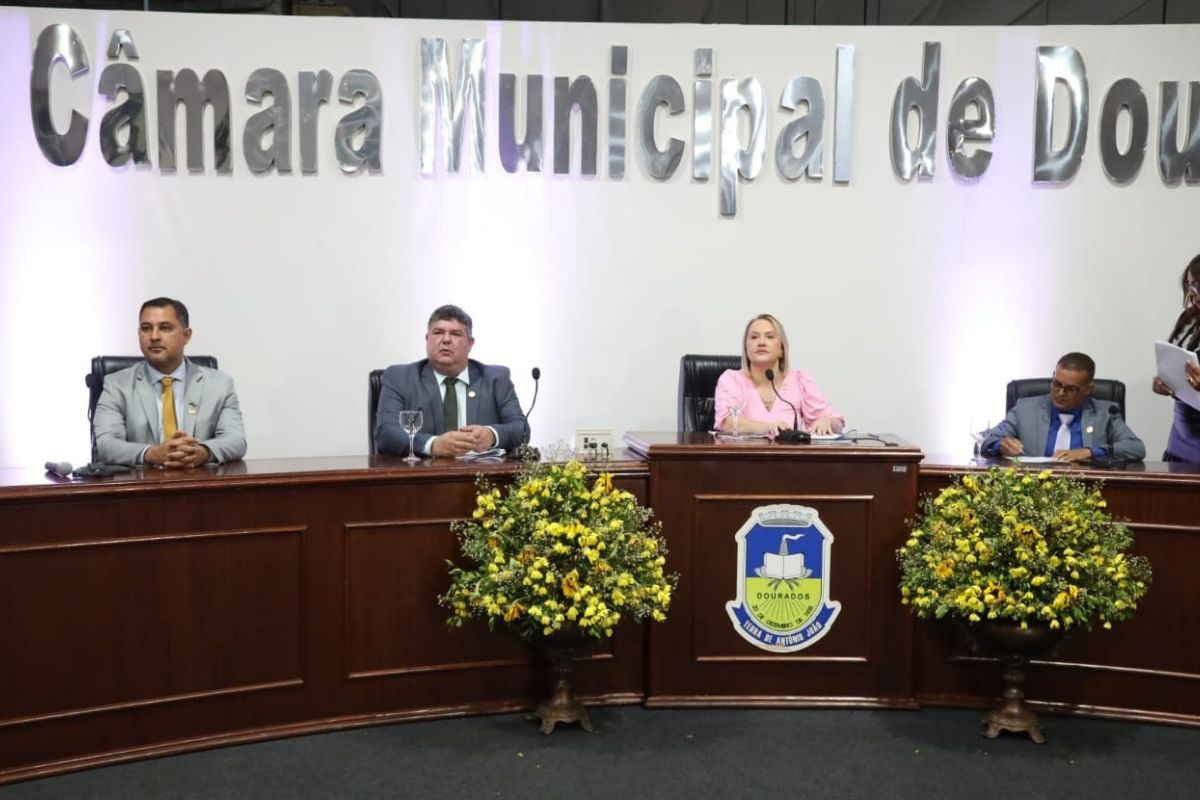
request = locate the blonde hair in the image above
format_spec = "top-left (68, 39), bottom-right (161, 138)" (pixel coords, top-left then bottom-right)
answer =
top-left (740, 314), bottom-right (789, 375)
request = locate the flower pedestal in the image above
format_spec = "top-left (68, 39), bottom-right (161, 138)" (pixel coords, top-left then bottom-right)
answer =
top-left (528, 624), bottom-right (595, 735)
top-left (968, 621), bottom-right (1064, 744)
top-left (899, 468), bottom-right (1152, 744)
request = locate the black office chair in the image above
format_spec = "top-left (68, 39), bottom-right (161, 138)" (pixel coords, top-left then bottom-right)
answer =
top-left (368, 368), bottom-right (385, 455)
top-left (678, 354), bottom-right (742, 432)
top-left (1005, 378), bottom-right (1126, 417)
top-left (86, 355), bottom-right (219, 462)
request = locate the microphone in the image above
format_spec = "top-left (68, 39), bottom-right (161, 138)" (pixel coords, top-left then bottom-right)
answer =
top-left (764, 369), bottom-right (811, 445)
top-left (1092, 404), bottom-right (1128, 469)
top-left (526, 367), bottom-right (541, 425)
top-left (72, 462), bottom-right (132, 478)
top-left (514, 367), bottom-right (541, 460)
top-left (44, 461), bottom-right (74, 478)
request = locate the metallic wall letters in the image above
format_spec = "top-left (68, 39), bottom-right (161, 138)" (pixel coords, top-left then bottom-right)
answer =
top-left (1099, 78), bottom-right (1147, 184)
top-left (31, 26), bottom-right (1200, 206)
top-left (775, 76), bottom-right (824, 181)
top-left (946, 77), bottom-right (994, 180)
top-left (336, 69), bottom-right (382, 174)
top-left (636, 75), bottom-right (685, 181)
top-left (499, 74), bottom-right (544, 173)
top-left (157, 68), bottom-right (232, 173)
top-left (834, 44), bottom-right (855, 184)
top-left (1033, 45), bottom-right (1089, 183)
top-left (298, 70), bottom-right (332, 174)
top-left (106, 28), bottom-right (139, 61)
top-left (419, 37), bottom-right (484, 175)
top-left (719, 78), bottom-right (767, 217)
top-left (98, 63), bottom-right (148, 167)
top-left (693, 48), bottom-right (713, 181)
top-left (244, 68), bottom-right (292, 174)
top-left (553, 76), bottom-right (598, 176)
top-left (609, 46), bottom-right (627, 180)
top-left (890, 42), bottom-right (940, 181)
top-left (1158, 81), bottom-right (1200, 184)
top-left (30, 24), bottom-right (89, 167)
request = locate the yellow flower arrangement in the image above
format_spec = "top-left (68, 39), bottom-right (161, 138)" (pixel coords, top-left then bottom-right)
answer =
top-left (897, 467), bottom-right (1151, 632)
top-left (440, 459), bottom-right (678, 641)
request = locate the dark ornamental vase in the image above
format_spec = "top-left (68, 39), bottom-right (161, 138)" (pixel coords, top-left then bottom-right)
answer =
top-left (528, 623), bottom-right (596, 735)
top-left (967, 621), bottom-right (1065, 744)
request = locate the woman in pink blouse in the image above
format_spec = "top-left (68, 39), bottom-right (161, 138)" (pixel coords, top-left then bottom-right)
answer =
top-left (713, 314), bottom-right (845, 437)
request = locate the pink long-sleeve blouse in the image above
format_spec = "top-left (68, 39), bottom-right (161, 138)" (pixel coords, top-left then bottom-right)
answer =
top-left (712, 369), bottom-right (844, 432)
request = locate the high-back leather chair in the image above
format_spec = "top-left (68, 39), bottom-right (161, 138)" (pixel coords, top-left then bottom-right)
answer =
top-left (678, 354), bottom-right (742, 432)
top-left (1005, 378), bottom-right (1126, 417)
top-left (368, 368), bottom-right (385, 455)
top-left (86, 355), bottom-right (219, 462)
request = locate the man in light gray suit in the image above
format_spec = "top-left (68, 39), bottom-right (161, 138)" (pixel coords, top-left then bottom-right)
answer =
top-left (375, 305), bottom-right (527, 458)
top-left (93, 297), bottom-right (246, 468)
top-left (981, 352), bottom-right (1145, 463)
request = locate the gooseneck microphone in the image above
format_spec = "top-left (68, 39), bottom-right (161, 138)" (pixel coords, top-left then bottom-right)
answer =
top-left (764, 369), bottom-right (811, 445)
top-left (514, 367), bottom-right (541, 459)
top-left (526, 367), bottom-right (541, 424)
top-left (1092, 404), bottom-right (1128, 469)
top-left (44, 461), bottom-right (74, 478)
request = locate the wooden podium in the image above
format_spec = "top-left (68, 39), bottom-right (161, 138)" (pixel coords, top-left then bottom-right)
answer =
top-left (624, 432), bottom-right (924, 708)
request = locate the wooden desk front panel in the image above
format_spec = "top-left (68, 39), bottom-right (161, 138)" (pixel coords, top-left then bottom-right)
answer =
top-left (0, 460), bottom-right (649, 782)
top-left (5, 450), bottom-right (1198, 781)
top-left (643, 453), bottom-right (920, 706)
top-left (915, 461), bottom-right (1200, 724)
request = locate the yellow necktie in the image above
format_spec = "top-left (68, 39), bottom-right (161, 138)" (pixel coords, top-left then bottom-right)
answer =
top-left (161, 377), bottom-right (178, 441)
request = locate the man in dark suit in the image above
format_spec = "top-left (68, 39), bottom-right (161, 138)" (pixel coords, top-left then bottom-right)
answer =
top-left (375, 305), bottom-right (528, 457)
top-left (981, 351), bottom-right (1145, 463)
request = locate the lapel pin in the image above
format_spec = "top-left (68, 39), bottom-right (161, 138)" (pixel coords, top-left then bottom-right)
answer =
top-left (1085, 425), bottom-right (1093, 434)
top-left (188, 403), bottom-right (198, 415)
top-left (468, 390), bottom-right (477, 399)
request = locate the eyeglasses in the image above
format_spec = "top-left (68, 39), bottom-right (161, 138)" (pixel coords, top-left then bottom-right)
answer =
top-left (1050, 379), bottom-right (1084, 396)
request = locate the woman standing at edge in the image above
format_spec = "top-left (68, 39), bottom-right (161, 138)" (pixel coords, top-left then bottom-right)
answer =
top-left (1153, 255), bottom-right (1200, 463)
top-left (713, 313), bottom-right (845, 438)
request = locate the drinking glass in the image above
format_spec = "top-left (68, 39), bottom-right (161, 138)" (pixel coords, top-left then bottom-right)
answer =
top-left (399, 410), bottom-right (423, 465)
top-left (969, 419), bottom-right (990, 465)
top-left (545, 439), bottom-right (570, 463)
top-left (729, 405), bottom-right (742, 438)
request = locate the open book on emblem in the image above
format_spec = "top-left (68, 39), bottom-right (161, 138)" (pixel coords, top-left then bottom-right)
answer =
top-left (757, 550), bottom-right (813, 580)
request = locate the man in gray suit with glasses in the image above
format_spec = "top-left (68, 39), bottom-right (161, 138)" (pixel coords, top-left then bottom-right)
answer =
top-left (981, 352), bottom-right (1145, 463)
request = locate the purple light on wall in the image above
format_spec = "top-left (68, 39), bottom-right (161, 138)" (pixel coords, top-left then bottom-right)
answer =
top-left (0, 12), bottom-right (144, 467)
top-left (927, 32), bottom-right (1056, 456)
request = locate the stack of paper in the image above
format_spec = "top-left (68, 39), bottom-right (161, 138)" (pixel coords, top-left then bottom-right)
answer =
top-left (1154, 340), bottom-right (1200, 412)
top-left (458, 448), bottom-right (507, 461)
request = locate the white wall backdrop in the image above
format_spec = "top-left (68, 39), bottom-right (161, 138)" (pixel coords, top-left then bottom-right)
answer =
top-left (1, 8), bottom-right (1197, 468)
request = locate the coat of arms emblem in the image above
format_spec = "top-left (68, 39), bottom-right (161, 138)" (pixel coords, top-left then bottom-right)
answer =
top-left (725, 504), bottom-right (841, 652)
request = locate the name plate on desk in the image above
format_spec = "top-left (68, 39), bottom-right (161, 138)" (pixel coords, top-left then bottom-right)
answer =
top-left (725, 504), bottom-right (842, 653)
